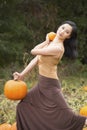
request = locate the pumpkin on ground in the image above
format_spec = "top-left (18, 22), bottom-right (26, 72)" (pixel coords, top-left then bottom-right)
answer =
top-left (80, 106), bottom-right (87, 116)
top-left (48, 32), bottom-right (56, 41)
top-left (0, 123), bottom-right (11, 130)
top-left (4, 80), bottom-right (28, 100)
top-left (11, 122), bottom-right (17, 130)
top-left (83, 86), bottom-right (87, 91)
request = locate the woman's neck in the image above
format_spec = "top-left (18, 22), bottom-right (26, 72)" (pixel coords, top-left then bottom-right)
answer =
top-left (51, 36), bottom-right (64, 46)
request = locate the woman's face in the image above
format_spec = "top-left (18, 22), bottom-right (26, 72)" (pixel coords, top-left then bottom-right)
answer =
top-left (57, 23), bottom-right (72, 41)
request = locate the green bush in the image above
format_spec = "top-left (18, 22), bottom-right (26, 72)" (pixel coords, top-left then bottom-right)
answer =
top-left (0, 0), bottom-right (87, 66)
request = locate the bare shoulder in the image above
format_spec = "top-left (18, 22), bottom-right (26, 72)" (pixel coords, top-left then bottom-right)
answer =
top-left (49, 43), bottom-right (64, 53)
top-left (57, 44), bottom-right (64, 52)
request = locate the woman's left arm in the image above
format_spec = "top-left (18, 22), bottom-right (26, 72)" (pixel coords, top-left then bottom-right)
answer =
top-left (31, 45), bottom-right (64, 56)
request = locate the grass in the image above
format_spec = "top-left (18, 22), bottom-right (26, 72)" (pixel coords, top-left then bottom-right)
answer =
top-left (58, 60), bottom-right (87, 112)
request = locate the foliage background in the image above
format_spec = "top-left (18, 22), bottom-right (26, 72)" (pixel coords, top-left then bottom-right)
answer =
top-left (0, 0), bottom-right (87, 66)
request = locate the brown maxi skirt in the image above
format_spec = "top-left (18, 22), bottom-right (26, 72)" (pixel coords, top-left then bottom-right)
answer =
top-left (16, 74), bottom-right (86, 130)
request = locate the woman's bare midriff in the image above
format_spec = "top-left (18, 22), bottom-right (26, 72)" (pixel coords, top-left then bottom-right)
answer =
top-left (38, 55), bottom-right (60, 79)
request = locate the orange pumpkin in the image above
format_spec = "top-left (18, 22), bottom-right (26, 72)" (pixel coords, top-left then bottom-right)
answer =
top-left (0, 123), bottom-right (11, 130)
top-left (80, 106), bottom-right (87, 116)
top-left (48, 32), bottom-right (56, 41)
top-left (83, 86), bottom-right (87, 91)
top-left (4, 80), bottom-right (27, 100)
top-left (11, 122), bottom-right (17, 130)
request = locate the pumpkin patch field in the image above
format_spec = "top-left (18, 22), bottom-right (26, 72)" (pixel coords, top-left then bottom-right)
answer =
top-left (0, 61), bottom-right (87, 127)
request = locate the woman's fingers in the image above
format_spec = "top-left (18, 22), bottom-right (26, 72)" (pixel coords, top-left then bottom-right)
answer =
top-left (13, 72), bottom-right (24, 80)
top-left (13, 72), bottom-right (20, 80)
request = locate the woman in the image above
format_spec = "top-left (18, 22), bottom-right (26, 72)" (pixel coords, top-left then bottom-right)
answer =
top-left (13, 21), bottom-right (87, 130)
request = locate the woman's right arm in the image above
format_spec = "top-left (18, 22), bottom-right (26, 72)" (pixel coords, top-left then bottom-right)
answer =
top-left (13, 56), bottom-right (38, 80)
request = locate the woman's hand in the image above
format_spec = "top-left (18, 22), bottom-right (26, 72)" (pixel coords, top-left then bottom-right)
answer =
top-left (13, 72), bottom-right (24, 80)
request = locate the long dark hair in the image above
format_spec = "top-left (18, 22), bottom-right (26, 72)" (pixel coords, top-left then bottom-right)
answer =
top-left (61, 21), bottom-right (78, 59)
